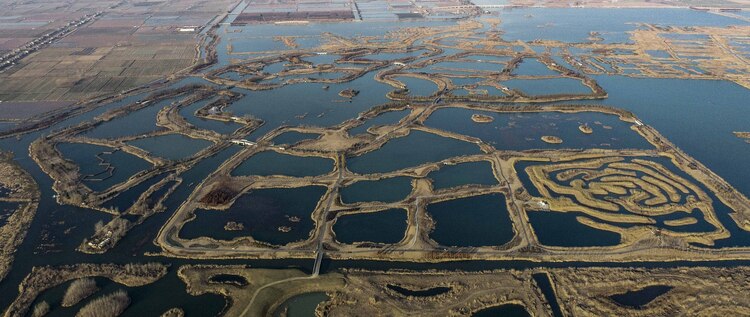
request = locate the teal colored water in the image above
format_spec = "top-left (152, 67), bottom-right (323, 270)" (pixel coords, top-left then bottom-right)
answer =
top-left (347, 130), bottom-right (482, 174)
top-left (128, 134), bottom-right (213, 161)
top-left (232, 151), bottom-right (333, 177)
top-left (340, 177), bottom-right (412, 204)
top-left (429, 161), bottom-right (498, 190)
top-left (426, 194), bottom-right (514, 247)
top-left (272, 131), bottom-right (320, 145)
top-left (349, 109), bottom-right (409, 135)
top-left (333, 208), bottom-right (407, 244)
top-left (180, 186), bottom-right (327, 245)
top-left (425, 108), bottom-right (651, 150)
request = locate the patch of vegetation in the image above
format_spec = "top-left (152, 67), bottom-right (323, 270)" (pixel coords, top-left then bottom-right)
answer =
top-left (62, 278), bottom-right (99, 307)
top-left (76, 290), bottom-right (130, 317)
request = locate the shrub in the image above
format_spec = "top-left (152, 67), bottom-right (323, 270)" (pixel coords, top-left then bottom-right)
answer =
top-left (31, 301), bottom-right (50, 317)
top-left (62, 278), bottom-right (98, 307)
top-left (76, 290), bottom-right (130, 317)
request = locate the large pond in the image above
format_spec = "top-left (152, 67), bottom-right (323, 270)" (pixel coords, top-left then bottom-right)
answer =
top-left (127, 134), bottom-right (213, 161)
top-left (56, 143), bottom-right (152, 192)
top-left (339, 177), bottom-right (413, 204)
top-left (333, 208), bottom-right (407, 244)
top-left (426, 194), bottom-right (514, 247)
top-left (425, 108), bottom-right (652, 150)
top-left (503, 78), bottom-right (592, 96)
top-left (180, 186), bottom-right (327, 245)
top-left (429, 161), bottom-right (498, 190)
top-left (347, 130), bottom-right (483, 174)
top-left (231, 151), bottom-right (334, 177)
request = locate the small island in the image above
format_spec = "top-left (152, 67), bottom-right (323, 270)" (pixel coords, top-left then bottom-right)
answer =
top-left (541, 135), bottom-right (563, 144)
top-left (471, 114), bottom-right (494, 123)
top-left (224, 221), bottom-right (245, 231)
top-left (734, 131), bottom-right (750, 143)
top-left (579, 123), bottom-right (593, 134)
top-left (339, 89), bottom-right (360, 98)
